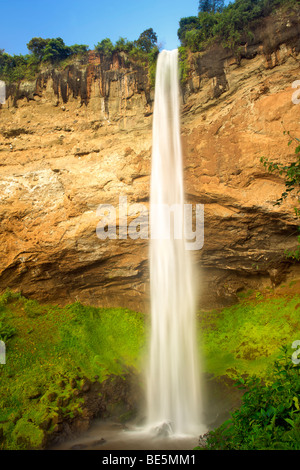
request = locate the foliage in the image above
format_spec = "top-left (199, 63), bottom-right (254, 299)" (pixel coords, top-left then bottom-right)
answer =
top-left (95, 38), bottom-right (114, 55)
top-left (148, 46), bottom-right (160, 87)
top-left (42, 37), bottom-right (71, 63)
top-left (136, 28), bottom-right (158, 54)
top-left (69, 44), bottom-right (89, 55)
top-left (261, 132), bottom-right (300, 260)
top-left (178, 0), bottom-right (298, 53)
top-left (0, 51), bottom-right (39, 82)
top-left (57, 301), bottom-right (146, 378)
top-left (202, 347), bottom-right (300, 450)
top-left (27, 37), bottom-right (89, 63)
top-left (178, 46), bottom-right (189, 83)
top-left (113, 37), bottom-right (134, 53)
top-left (0, 314), bottom-right (16, 343)
top-left (177, 16), bottom-right (200, 45)
top-left (94, 29), bottom-right (158, 58)
top-left (0, 290), bottom-right (19, 342)
top-left (27, 37), bottom-right (49, 60)
top-left (199, 0), bottom-right (224, 13)
top-left (26, 36), bottom-right (89, 64)
top-left (0, 37), bottom-right (89, 82)
top-left (1, 27), bottom-right (159, 84)
top-left (198, 286), bottom-right (300, 450)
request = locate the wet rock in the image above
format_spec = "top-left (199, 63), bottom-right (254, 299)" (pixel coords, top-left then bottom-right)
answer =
top-left (47, 392), bottom-right (58, 402)
top-left (70, 443), bottom-right (88, 450)
top-left (154, 421), bottom-right (173, 437)
top-left (80, 379), bottom-right (91, 393)
top-left (198, 432), bottom-right (209, 448)
top-left (90, 438), bottom-right (106, 447)
top-left (43, 372), bottom-right (141, 449)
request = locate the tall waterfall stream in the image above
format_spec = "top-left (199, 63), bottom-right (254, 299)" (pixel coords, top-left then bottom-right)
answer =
top-left (50, 50), bottom-right (241, 451)
top-left (146, 49), bottom-right (204, 436)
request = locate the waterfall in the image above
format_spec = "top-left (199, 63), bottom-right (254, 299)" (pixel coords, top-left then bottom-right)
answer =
top-left (146, 49), bottom-right (203, 436)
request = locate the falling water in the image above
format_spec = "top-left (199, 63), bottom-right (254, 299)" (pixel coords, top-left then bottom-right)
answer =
top-left (146, 49), bottom-right (203, 436)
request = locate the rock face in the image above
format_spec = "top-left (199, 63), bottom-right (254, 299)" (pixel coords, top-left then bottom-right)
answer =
top-left (1, 7), bottom-right (300, 311)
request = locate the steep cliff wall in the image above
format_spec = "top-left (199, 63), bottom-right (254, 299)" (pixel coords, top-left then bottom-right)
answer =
top-left (1, 7), bottom-right (300, 311)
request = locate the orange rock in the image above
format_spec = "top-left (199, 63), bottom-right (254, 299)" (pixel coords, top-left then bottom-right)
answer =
top-left (0, 10), bottom-right (300, 310)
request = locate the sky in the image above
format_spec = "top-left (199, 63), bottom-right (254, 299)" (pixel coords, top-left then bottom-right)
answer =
top-left (0, 0), bottom-right (213, 56)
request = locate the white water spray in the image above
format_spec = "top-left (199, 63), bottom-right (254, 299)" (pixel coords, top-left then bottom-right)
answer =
top-left (146, 49), bottom-right (203, 436)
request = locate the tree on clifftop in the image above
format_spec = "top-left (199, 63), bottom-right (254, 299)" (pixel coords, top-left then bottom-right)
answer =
top-left (95, 38), bottom-right (114, 55)
top-left (42, 38), bottom-right (71, 63)
top-left (136, 28), bottom-right (158, 53)
top-left (27, 37), bottom-right (50, 59)
top-left (199, 0), bottom-right (224, 13)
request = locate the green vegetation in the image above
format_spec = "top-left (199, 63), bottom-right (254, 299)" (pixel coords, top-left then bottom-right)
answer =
top-left (178, 0), bottom-right (298, 53)
top-left (201, 349), bottom-right (300, 450)
top-left (0, 28), bottom-right (159, 85)
top-left (0, 38), bottom-right (89, 83)
top-left (27, 37), bottom-right (89, 63)
top-left (198, 285), bottom-right (300, 450)
top-left (200, 289), bottom-right (300, 379)
top-left (94, 28), bottom-right (158, 57)
top-left (0, 289), bottom-right (145, 450)
top-left (0, 51), bottom-right (40, 83)
top-left (178, 46), bottom-right (189, 84)
top-left (199, 0), bottom-right (225, 13)
top-left (1, 282), bottom-right (300, 450)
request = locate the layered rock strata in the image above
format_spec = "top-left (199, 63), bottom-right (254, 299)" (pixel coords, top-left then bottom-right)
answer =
top-left (1, 7), bottom-right (300, 310)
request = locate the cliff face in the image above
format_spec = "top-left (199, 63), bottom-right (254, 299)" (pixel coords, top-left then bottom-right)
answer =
top-left (1, 7), bottom-right (300, 311)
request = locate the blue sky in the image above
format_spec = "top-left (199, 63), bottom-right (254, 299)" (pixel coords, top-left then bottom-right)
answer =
top-left (0, 0), bottom-right (214, 56)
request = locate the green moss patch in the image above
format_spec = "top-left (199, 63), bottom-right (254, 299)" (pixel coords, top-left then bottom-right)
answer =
top-left (199, 290), bottom-right (300, 380)
top-left (0, 290), bottom-right (145, 449)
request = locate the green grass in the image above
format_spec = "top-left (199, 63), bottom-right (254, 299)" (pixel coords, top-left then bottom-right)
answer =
top-left (0, 289), bottom-right (146, 449)
top-left (199, 290), bottom-right (300, 380)
top-left (196, 286), bottom-right (300, 450)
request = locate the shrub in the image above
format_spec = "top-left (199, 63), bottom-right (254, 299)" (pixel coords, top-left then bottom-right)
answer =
top-left (203, 347), bottom-right (300, 450)
top-left (95, 38), bottom-right (114, 56)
